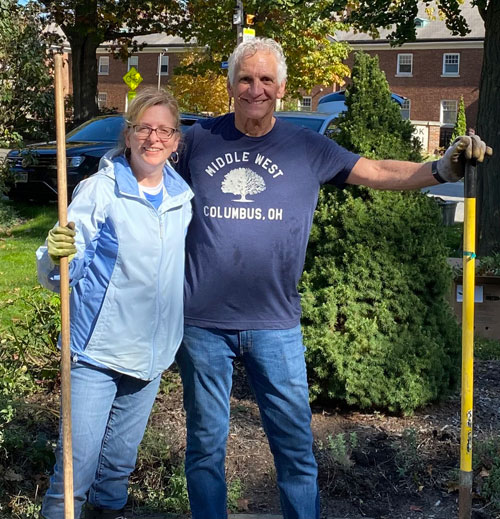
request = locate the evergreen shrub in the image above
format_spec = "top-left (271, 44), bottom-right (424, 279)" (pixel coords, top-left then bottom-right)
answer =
top-left (300, 185), bottom-right (460, 414)
top-left (299, 51), bottom-right (459, 415)
top-left (451, 96), bottom-right (467, 143)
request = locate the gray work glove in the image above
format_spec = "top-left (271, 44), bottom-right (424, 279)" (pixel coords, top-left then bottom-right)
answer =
top-left (434, 135), bottom-right (493, 183)
top-left (47, 222), bottom-right (77, 264)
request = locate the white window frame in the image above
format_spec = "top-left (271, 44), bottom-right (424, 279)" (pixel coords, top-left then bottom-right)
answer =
top-left (442, 53), bottom-right (460, 76)
top-left (159, 54), bottom-right (169, 76)
top-left (298, 96), bottom-right (312, 112)
top-left (128, 55), bottom-right (139, 71)
top-left (441, 100), bottom-right (458, 125)
top-left (396, 53), bottom-right (413, 76)
top-left (97, 92), bottom-right (107, 109)
top-left (98, 56), bottom-right (109, 75)
top-left (400, 99), bottom-right (411, 120)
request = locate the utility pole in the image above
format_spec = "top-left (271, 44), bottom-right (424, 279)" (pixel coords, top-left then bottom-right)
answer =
top-left (233, 0), bottom-right (243, 45)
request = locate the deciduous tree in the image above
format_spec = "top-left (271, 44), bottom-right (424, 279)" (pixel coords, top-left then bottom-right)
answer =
top-left (168, 52), bottom-right (229, 115)
top-left (178, 0), bottom-right (351, 97)
top-left (329, 0), bottom-right (499, 254)
top-left (0, 0), bottom-right (54, 146)
top-left (39, 0), bottom-right (183, 125)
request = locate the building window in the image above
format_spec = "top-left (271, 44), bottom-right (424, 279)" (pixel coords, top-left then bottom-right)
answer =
top-left (97, 92), bottom-right (107, 109)
top-left (397, 54), bottom-right (413, 75)
top-left (439, 127), bottom-right (454, 148)
top-left (299, 96), bottom-right (312, 111)
top-left (400, 99), bottom-right (411, 120)
top-left (443, 53), bottom-right (460, 76)
top-left (159, 55), bottom-right (169, 75)
top-left (441, 100), bottom-right (458, 125)
top-left (98, 56), bottom-right (109, 75)
top-left (128, 55), bottom-right (139, 71)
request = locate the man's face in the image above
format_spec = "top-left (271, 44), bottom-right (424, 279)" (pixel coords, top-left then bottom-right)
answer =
top-left (228, 50), bottom-right (286, 122)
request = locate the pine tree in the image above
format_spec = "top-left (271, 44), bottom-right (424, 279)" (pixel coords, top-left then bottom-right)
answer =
top-left (300, 52), bottom-right (460, 415)
top-left (335, 51), bottom-right (421, 161)
top-left (451, 96), bottom-right (467, 143)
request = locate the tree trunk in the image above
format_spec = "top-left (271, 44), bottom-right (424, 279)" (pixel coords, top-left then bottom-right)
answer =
top-left (477, 1), bottom-right (500, 256)
top-left (70, 34), bottom-right (100, 127)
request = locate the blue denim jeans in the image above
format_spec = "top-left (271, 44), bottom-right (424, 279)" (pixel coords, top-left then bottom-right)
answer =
top-left (176, 324), bottom-right (319, 519)
top-left (41, 360), bottom-right (161, 519)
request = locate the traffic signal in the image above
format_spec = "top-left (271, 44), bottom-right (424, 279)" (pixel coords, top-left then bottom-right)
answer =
top-left (246, 14), bottom-right (255, 25)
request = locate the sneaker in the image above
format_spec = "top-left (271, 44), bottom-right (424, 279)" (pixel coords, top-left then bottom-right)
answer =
top-left (84, 505), bottom-right (127, 519)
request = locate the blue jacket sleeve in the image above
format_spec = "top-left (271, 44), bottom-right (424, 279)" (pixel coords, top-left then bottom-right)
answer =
top-left (36, 171), bottom-right (112, 292)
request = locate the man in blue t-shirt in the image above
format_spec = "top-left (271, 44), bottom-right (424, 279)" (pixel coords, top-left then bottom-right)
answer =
top-left (175, 38), bottom-right (491, 519)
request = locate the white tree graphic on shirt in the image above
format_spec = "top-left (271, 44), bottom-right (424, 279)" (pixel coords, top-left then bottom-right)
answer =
top-left (221, 167), bottom-right (266, 202)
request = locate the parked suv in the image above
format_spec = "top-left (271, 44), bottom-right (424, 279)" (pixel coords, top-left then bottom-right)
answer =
top-left (7, 113), bottom-right (205, 201)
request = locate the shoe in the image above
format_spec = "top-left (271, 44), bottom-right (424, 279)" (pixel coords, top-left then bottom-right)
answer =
top-left (84, 505), bottom-right (127, 519)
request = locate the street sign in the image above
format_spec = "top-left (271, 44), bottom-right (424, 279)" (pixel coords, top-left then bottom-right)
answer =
top-left (243, 28), bottom-right (255, 41)
top-left (221, 61), bottom-right (228, 69)
top-left (123, 67), bottom-right (143, 91)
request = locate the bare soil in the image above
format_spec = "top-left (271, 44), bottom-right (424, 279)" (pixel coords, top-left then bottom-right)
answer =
top-left (150, 358), bottom-right (500, 519)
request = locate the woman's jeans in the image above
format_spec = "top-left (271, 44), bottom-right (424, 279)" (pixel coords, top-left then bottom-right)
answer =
top-left (42, 360), bottom-right (161, 519)
top-left (176, 324), bottom-right (320, 519)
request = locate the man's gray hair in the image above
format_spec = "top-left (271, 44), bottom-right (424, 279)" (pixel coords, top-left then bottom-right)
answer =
top-left (227, 37), bottom-right (287, 87)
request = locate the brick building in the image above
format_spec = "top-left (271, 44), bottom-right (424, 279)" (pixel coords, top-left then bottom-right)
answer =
top-left (92, 34), bottom-right (199, 112)
top-left (324, 1), bottom-right (484, 153)
top-left (62, 2), bottom-right (483, 154)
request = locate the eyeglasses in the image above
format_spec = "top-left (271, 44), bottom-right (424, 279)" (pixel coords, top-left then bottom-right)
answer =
top-left (131, 124), bottom-right (178, 141)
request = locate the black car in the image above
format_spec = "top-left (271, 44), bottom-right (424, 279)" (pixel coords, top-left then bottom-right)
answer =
top-left (7, 113), bottom-right (205, 201)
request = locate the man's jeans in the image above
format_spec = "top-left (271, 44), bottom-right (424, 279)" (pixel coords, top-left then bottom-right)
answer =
top-left (42, 360), bottom-right (161, 519)
top-left (176, 324), bottom-right (319, 519)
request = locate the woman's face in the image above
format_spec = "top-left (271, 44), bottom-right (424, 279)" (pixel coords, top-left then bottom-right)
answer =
top-left (125, 104), bottom-right (180, 178)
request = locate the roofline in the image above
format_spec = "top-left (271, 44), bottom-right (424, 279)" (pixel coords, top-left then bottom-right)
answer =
top-left (96, 43), bottom-right (203, 54)
top-left (339, 39), bottom-right (483, 51)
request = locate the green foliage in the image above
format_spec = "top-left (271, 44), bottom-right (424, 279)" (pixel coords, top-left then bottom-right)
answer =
top-left (39, 0), bottom-right (183, 123)
top-left (326, 432), bottom-right (358, 469)
top-left (475, 337), bottom-right (500, 361)
top-left (131, 427), bottom-right (190, 513)
top-left (177, 0), bottom-right (351, 98)
top-left (451, 96), bottom-right (467, 143)
top-left (477, 252), bottom-right (500, 276)
top-left (394, 427), bottom-right (423, 478)
top-left (335, 52), bottom-right (422, 161)
top-left (474, 434), bottom-right (500, 511)
top-left (300, 186), bottom-right (461, 414)
top-left (0, 0), bottom-right (55, 145)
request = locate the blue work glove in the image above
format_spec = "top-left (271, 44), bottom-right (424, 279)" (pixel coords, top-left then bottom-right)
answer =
top-left (47, 222), bottom-right (77, 264)
top-left (434, 135), bottom-right (493, 183)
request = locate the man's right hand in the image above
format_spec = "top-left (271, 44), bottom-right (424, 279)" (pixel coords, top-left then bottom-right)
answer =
top-left (47, 223), bottom-right (77, 264)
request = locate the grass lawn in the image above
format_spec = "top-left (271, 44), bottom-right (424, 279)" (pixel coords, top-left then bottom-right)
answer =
top-left (0, 201), bottom-right (57, 327)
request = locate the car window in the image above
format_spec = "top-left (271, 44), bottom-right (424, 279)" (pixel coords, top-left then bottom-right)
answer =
top-left (276, 116), bottom-right (324, 133)
top-left (67, 117), bottom-right (125, 143)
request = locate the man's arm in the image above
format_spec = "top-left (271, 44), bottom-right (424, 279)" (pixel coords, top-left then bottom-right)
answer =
top-left (346, 135), bottom-right (493, 190)
top-left (347, 158), bottom-right (435, 190)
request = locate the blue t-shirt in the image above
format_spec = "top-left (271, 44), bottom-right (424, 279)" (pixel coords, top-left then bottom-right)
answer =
top-left (179, 113), bottom-right (360, 329)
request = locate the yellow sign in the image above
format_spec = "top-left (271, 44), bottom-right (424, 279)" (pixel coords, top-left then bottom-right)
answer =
top-left (123, 67), bottom-right (143, 91)
top-left (243, 27), bottom-right (255, 42)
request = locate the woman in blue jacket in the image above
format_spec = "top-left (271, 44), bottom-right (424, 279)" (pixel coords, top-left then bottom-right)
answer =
top-left (36, 87), bottom-right (193, 519)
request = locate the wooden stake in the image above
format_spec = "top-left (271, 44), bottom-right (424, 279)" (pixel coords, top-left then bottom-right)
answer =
top-left (54, 53), bottom-right (74, 519)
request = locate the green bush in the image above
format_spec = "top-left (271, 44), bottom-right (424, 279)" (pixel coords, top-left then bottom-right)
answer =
top-left (300, 186), bottom-right (461, 414)
top-left (451, 96), bottom-right (467, 143)
top-left (334, 51), bottom-right (422, 162)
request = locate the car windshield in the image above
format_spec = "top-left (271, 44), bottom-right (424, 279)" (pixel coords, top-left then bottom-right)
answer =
top-left (67, 117), bottom-right (125, 143)
top-left (278, 116), bottom-right (324, 132)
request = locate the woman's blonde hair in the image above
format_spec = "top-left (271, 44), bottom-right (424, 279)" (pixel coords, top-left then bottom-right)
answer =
top-left (117, 87), bottom-right (180, 155)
